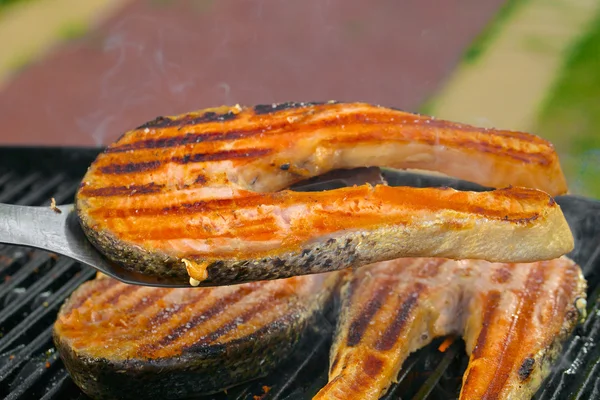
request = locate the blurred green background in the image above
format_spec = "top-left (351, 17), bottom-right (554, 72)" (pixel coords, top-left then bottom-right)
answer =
top-left (422, 0), bottom-right (600, 199)
top-left (533, 12), bottom-right (600, 197)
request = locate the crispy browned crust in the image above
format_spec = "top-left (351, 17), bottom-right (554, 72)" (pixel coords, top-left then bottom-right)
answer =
top-left (314, 257), bottom-right (586, 400)
top-left (78, 185), bottom-right (574, 286)
top-left (53, 271), bottom-right (343, 399)
top-left (76, 102), bottom-right (572, 285)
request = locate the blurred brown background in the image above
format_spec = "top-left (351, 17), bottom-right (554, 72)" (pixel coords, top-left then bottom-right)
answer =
top-left (1, 0), bottom-right (598, 197)
top-left (0, 0), bottom-right (504, 146)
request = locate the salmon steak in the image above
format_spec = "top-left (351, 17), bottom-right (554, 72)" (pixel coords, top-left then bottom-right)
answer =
top-left (76, 102), bottom-right (573, 286)
top-left (53, 271), bottom-right (343, 400)
top-left (314, 257), bottom-right (586, 399)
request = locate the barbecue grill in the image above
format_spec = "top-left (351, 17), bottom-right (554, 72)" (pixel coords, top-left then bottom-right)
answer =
top-left (1, 146), bottom-right (599, 400)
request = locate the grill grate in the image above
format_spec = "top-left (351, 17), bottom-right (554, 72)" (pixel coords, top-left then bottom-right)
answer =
top-left (0, 147), bottom-right (599, 400)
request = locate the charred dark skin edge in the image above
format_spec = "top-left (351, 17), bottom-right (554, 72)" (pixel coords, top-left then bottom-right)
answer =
top-left (76, 204), bottom-right (378, 286)
top-left (514, 304), bottom-right (582, 388)
top-left (53, 321), bottom-right (303, 400)
top-left (53, 276), bottom-right (343, 400)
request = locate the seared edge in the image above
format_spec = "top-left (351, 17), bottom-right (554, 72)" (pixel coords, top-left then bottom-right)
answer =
top-left (460, 258), bottom-right (586, 399)
top-left (84, 101), bottom-right (568, 195)
top-left (53, 272), bottom-right (343, 399)
top-left (77, 193), bottom-right (573, 285)
top-left (315, 257), bottom-right (586, 400)
top-left (314, 259), bottom-right (449, 399)
top-left (76, 101), bottom-right (572, 285)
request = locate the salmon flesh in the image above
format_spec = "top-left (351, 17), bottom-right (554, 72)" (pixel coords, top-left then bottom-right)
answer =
top-left (53, 271), bottom-right (343, 399)
top-left (76, 102), bottom-right (573, 286)
top-left (314, 257), bottom-right (586, 399)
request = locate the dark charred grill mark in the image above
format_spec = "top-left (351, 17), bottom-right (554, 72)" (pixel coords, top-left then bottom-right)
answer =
top-left (106, 129), bottom-right (259, 153)
top-left (368, 110), bottom-right (551, 145)
top-left (89, 185), bottom-right (544, 224)
top-left (461, 290), bottom-right (503, 395)
top-left (101, 105), bottom-right (554, 190)
top-left (484, 265), bottom-right (546, 396)
top-left (374, 284), bottom-right (424, 351)
top-left (346, 282), bottom-right (393, 347)
top-left (183, 300), bottom-right (274, 351)
top-left (127, 290), bottom-right (168, 314)
top-left (331, 132), bottom-right (553, 166)
top-left (419, 117), bottom-right (552, 145)
top-left (106, 111), bottom-right (357, 154)
top-left (146, 299), bottom-right (197, 328)
top-left (64, 279), bottom-right (118, 313)
top-left (79, 182), bottom-right (164, 197)
top-left (330, 354), bottom-right (341, 374)
top-left (101, 105), bottom-right (551, 176)
top-left (171, 148), bottom-right (272, 164)
top-left (134, 110), bottom-right (238, 130)
top-left (99, 160), bottom-right (162, 175)
top-left (451, 138), bottom-right (552, 166)
top-left (253, 102), bottom-right (328, 114)
top-left (152, 286), bottom-right (256, 349)
top-left (120, 214), bottom-right (279, 241)
top-left (103, 107), bottom-right (356, 154)
top-left (416, 259), bottom-right (445, 278)
top-left (100, 108), bottom-right (424, 155)
top-left (208, 310), bottom-right (300, 351)
top-left (135, 116), bottom-right (173, 129)
top-left (104, 285), bottom-right (139, 306)
top-left (195, 174), bottom-right (207, 184)
top-left (491, 266), bottom-right (514, 284)
top-left (80, 178), bottom-right (210, 202)
top-left (518, 357), bottom-right (535, 381)
top-left (470, 291), bottom-right (502, 359)
top-left (90, 191), bottom-right (265, 219)
top-left (98, 148), bottom-right (272, 175)
top-left (188, 110), bottom-right (239, 124)
top-left (363, 354), bottom-right (384, 377)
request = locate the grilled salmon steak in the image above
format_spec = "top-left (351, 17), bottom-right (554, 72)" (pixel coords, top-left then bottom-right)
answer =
top-left (53, 271), bottom-right (343, 400)
top-left (314, 257), bottom-right (586, 399)
top-left (76, 102), bottom-right (573, 286)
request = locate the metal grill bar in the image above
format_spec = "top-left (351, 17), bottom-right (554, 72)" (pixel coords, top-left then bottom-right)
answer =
top-left (0, 247), bottom-right (29, 282)
top-left (39, 370), bottom-right (71, 400)
top-left (0, 172), bottom-right (15, 188)
top-left (0, 254), bottom-right (55, 311)
top-left (14, 174), bottom-right (66, 206)
top-left (0, 162), bottom-right (96, 399)
top-left (267, 315), bottom-right (334, 400)
top-left (412, 343), bottom-right (461, 400)
top-left (0, 259), bottom-right (79, 333)
top-left (0, 265), bottom-right (94, 354)
top-left (0, 173), bottom-right (42, 203)
top-left (534, 231), bottom-right (600, 400)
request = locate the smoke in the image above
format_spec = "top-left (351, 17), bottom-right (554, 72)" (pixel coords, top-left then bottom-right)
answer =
top-left (74, 12), bottom-right (210, 146)
top-left (75, 111), bottom-right (116, 147)
top-left (218, 82), bottom-right (232, 105)
top-left (100, 15), bottom-right (200, 100)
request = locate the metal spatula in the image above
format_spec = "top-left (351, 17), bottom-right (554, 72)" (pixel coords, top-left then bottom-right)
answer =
top-left (0, 167), bottom-right (386, 287)
top-left (1, 167), bottom-right (598, 287)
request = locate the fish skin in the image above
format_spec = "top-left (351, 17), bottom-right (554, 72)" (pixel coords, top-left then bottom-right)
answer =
top-left (53, 271), bottom-right (344, 400)
top-left (76, 102), bottom-right (573, 285)
top-left (314, 257), bottom-right (586, 400)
